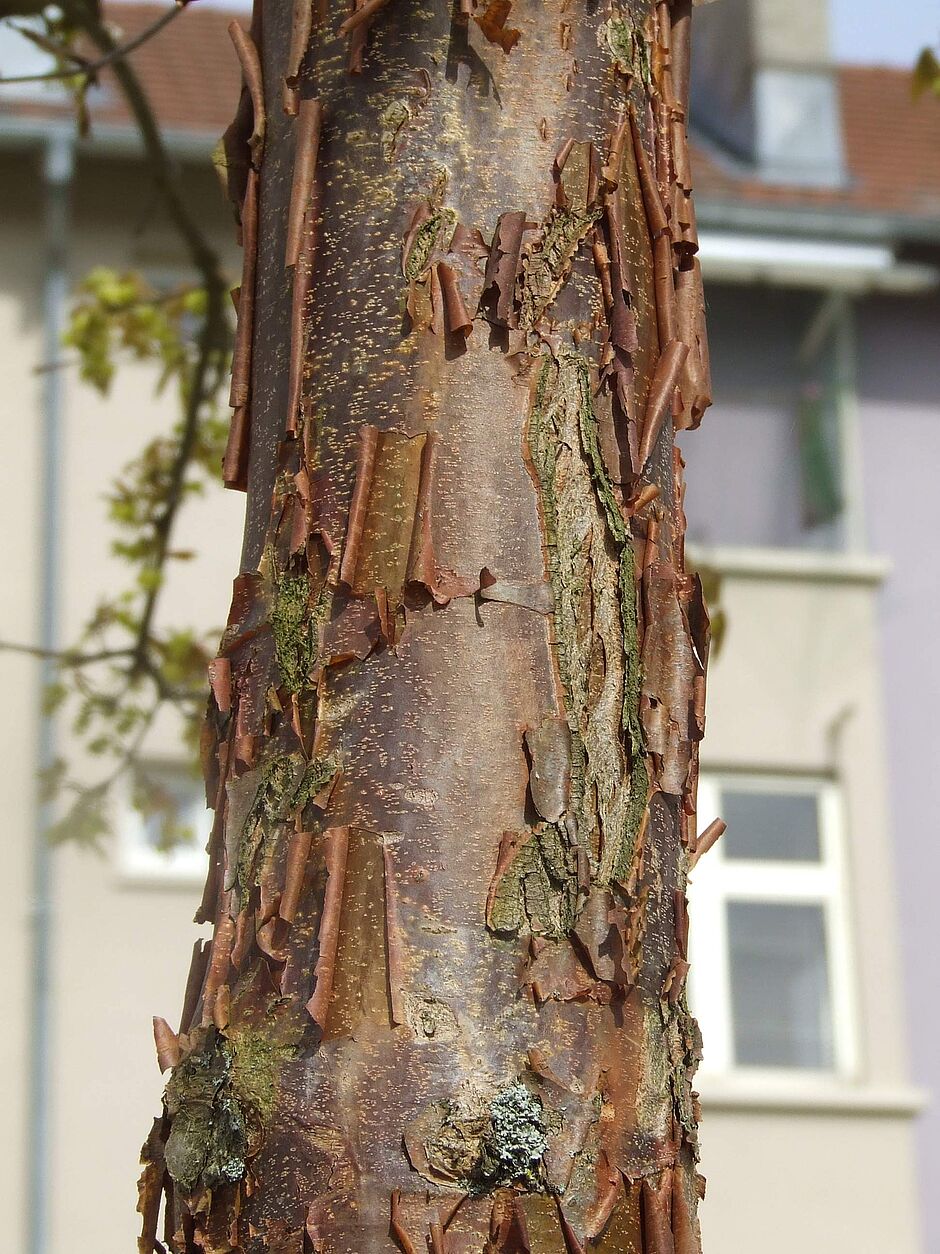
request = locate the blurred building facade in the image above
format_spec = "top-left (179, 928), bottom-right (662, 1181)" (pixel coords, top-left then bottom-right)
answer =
top-left (1, 2), bottom-right (938, 1252)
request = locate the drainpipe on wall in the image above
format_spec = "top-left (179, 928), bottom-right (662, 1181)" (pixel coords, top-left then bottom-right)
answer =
top-left (27, 127), bottom-right (74, 1254)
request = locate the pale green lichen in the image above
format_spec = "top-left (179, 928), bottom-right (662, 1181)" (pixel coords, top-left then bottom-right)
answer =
top-left (527, 353), bottom-right (646, 890)
top-left (271, 571), bottom-right (330, 694)
top-left (519, 206), bottom-right (602, 329)
top-left (404, 206), bottom-right (457, 281)
top-left (415, 1080), bottom-right (547, 1194)
top-left (235, 752), bottom-right (339, 898)
top-left (603, 16), bottom-right (651, 85)
top-left (474, 1082), bottom-right (547, 1192)
top-left (379, 98), bottom-right (411, 163)
top-left (164, 1028), bottom-right (290, 1194)
top-left (228, 1027), bottom-right (285, 1127)
top-left (488, 824), bottom-right (579, 939)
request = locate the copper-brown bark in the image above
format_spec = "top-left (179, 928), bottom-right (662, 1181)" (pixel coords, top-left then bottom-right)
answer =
top-left (139, 3), bottom-right (713, 1251)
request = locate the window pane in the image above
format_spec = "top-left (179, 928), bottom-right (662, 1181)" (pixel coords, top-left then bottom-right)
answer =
top-left (728, 901), bottom-right (834, 1069)
top-left (722, 788), bottom-right (820, 861)
top-left (680, 284), bottom-right (838, 551)
top-left (136, 765), bottom-right (208, 852)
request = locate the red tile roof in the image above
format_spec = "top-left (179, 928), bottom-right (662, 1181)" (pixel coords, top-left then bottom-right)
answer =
top-left (692, 66), bottom-right (940, 224)
top-left (94, 1), bottom-right (241, 135)
top-left (1, 2), bottom-right (240, 137)
top-left (3, 4), bottom-right (940, 229)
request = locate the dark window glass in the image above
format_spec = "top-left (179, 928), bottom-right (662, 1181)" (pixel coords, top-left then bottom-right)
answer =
top-left (137, 765), bottom-right (205, 852)
top-left (728, 901), bottom-right (834, 1069)
top-left (680, 284), bottom-right (843, 551)
top-left (723, 789), bottom-right (821, 862)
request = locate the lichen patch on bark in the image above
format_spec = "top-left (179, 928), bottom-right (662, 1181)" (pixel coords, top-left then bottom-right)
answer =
top-left (163, 1026), bottom-right (291, 1196)
top-left (526, 351), bottom-right (645, 891)
top-left (405, 1080), bottom-right (548, 1195)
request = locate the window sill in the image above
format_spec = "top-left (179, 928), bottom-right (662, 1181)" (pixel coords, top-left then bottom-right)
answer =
top-left (687, 543), bottom-right (891, 586)
top-left (698, 1075), bottom-right (927, 1118)
top-left (113, 854), bottom-right (208, 891)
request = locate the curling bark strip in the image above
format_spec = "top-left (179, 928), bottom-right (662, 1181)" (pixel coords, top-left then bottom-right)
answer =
top-left (138, 3), bottom-right (715, 1252)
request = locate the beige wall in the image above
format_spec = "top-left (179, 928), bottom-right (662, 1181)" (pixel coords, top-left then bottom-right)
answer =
top-left (700, 1107), bottom-right (921, 1252)
top-left (51, 159), bottom-right (243, 1254)
top-left (0, 147), bottom-right (242, 1254)
top-left (48, 159), bottom-right (244, 1254)
top-left (756, 0), bottom-right (832, 65)
top-left (692, 554), bottom-right (922, 1250)
top-left (700, 561), bottom-right (910, 1081)
top-left (50, 852), bottom-right (207, 1253)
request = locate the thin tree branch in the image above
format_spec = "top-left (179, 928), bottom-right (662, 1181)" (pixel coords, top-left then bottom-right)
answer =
top-left (94, 697), bottom-right (161, 796)
top-left (131, 304), bottom-right (227, 674)
top-left (0, 641), bottom-right (134, 666)
top-left (61, 0), bottom-right (231, 671)
top-left (0, 0), bottom-right (232, 816)
top-left (0, 3), bottom-right (188, 86)
top-left (68, 0), bottom-right (224, 280)
top-left (0, 0), bottom-right (233, 835)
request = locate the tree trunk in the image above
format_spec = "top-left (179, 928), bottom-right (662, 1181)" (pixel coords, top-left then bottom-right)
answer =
top-left (139, 2), bottom-right (713, 1251)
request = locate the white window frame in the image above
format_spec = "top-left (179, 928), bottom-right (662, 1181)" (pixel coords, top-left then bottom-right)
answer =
top-left (688, 770), bottom-right (859, 1085)
top-left (115, 760), bottom-right (212, 887)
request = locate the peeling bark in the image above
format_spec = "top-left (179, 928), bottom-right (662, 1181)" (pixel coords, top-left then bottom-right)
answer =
top-left (141, 2), bottom-right (713, 1250)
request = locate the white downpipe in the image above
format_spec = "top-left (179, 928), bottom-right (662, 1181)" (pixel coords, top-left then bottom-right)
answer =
top-left (27, 128), bottom-right (73, 1254)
